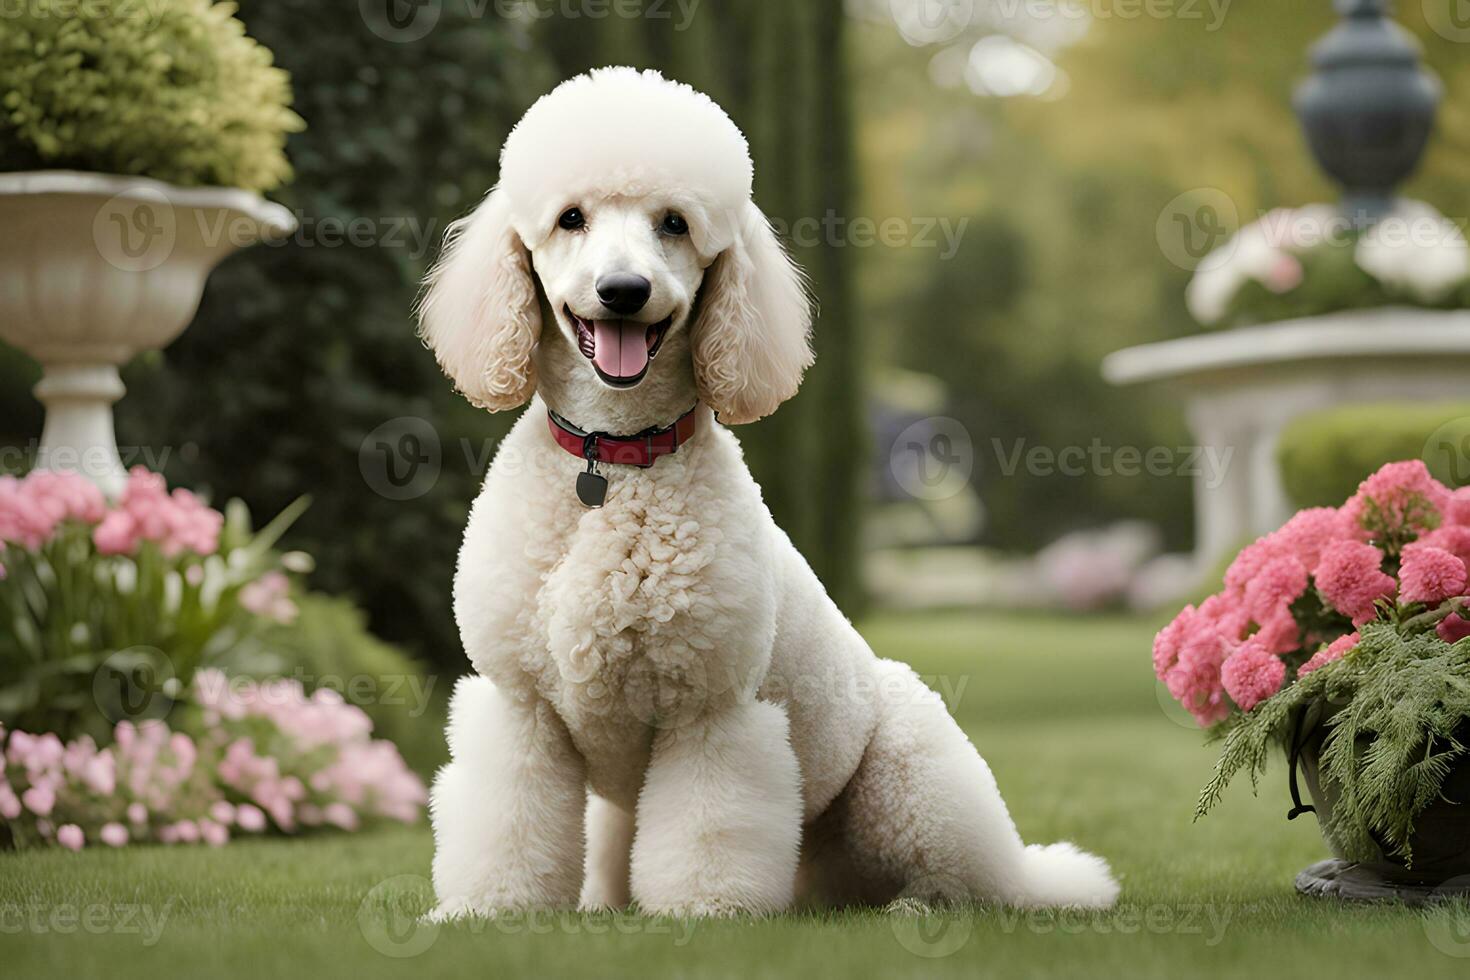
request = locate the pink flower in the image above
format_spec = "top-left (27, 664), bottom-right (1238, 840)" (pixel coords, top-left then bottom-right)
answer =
top-left (1448, 486), bottom-right (1470, 526)
top-left (1274, 507), bottom-right (1350, 572)
top-left (1341, 460), bottom-right (1450, 538)
top-left (199, 819), bottom-right (229, 847)
top-left (1299, 631), bottom-right (1359, 676)
top-left (1253, 605), bottom-right (1301, 655)
top-left (1243, 555), bottom-right (1308, 624)
top-left (1224, 538), bottom-right (1282, 595)
top-left (127, 802), bottom-right (148, 825)
top-left (56, 824), bottom-right (84, 851)
top-left (0, 782), bottom-right (20, 819)
top-left (1220, 638), bottom-right (1286, 712)
top-left (1439, 614), bottom-right (1470, 644)
top-left (323, 802), bottom-right (359, 832)
top-left (1162, 614), bottom-right (1233, 727)
top-left (1315, 541), bottom-right (1395, 625)
top-left (1406, 525), bottom-right (1470, 568)
top-left (92, 468), bottom-right (224, 557)
top-left (100, 822), bottom-right (129, 847)
top-left (235, 804), bottom-right (266, 833)
top-left (21, 783), bottom-right (55, 817)
top-left (92, 511), bottom-right (139, 555)
top-left (239, 571), bottom-right (298, 625)
top-left (1399, 546), bottom-right (1467, 604)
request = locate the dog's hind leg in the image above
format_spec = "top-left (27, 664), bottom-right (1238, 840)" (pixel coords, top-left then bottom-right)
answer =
top-left (428, 675), bottom-right (587, 920)
top-left (580, 794), bottom-right (634, 910)
top-left (835, 659), bottom-right (1118, 910)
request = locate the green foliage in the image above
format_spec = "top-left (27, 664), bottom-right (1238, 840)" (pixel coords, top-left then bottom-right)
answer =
top-left (1197, 622), bottom-right (1470, 865)
top-left (0, 0), bottom-right (302, 191)
top-left (1278, 403), bottom-right (1470, 508)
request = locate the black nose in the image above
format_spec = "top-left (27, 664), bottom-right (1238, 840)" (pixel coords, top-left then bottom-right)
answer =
top-left (595, 273), bottom-right (651, 316)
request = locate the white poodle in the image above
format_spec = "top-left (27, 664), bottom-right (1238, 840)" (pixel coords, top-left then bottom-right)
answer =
top-left (418, 67), bottom-right (1118, 919)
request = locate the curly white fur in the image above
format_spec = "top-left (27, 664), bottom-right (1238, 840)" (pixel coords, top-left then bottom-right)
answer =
top-left (421, 67), bottom-right (1118, 919)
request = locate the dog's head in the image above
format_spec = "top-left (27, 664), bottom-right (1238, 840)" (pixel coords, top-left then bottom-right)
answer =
top-left (418, 67), bottom-right (812, 425)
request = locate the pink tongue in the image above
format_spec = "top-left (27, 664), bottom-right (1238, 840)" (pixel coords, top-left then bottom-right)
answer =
top-left (592, 320), bottom-right (650, 379)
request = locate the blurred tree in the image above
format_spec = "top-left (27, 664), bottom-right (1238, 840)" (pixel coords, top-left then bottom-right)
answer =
top-left (540, 0), bottom-right (866, 613)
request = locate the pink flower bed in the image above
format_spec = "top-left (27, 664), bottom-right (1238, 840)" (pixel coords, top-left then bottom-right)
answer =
top-left (1156, 460), bottom-right (1470, 727)
top-left (1, 670), bottom-right (426, 851)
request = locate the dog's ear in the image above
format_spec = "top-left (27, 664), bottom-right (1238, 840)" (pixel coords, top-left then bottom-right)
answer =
top-left (691, 201), bottom-right (813, 425)
top-left (417, 189), bottom-right (541, 412)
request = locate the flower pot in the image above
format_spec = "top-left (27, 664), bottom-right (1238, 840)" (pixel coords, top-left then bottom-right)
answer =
top-left (1288, 701), bottom-right (1470, 902)
top-left (0, 171), bottom-right (295, 494)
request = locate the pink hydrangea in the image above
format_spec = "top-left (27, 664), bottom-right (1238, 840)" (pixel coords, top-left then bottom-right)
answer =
top-left (1220, 638), bottom-right (1286, 712)
top-left (1406, 525), bottom-right (1470, 568)
top-left (1314, 540), bottom-right (1395, 625)
top-left (1398, 545), bottom-right (1467, 604)
top-left (1299, 631), bottom-right (1359, 676)
top-left (1243, 555), bottom-right (1308, 624)
top-left (1224, 537), bottom-right (1282, 595)
top-left (1273, 507), bottom-right (1350, 572)
top-left (1341, 460), bottom-right (1450, 538)
top-left (1161, 614), bottom-right (1233, 727)
top-left (100, 822), bottom-right (129, 847)
top-left (1447, 486), bottom-right (1470, 526)
top-left (56, 824), bottom-right (84, 851)
top-left (1439, 614), bottom-right (1470, 645)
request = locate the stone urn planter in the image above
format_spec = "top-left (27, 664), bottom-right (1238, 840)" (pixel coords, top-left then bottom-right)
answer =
top-left (0, 171), bottom-right (296, 494)
top-left (1287, 701), bottom-right (1470, 903)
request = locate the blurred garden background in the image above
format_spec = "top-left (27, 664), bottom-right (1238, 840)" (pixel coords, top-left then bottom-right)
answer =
top-left (7, 0), bottom-right (1470, 975)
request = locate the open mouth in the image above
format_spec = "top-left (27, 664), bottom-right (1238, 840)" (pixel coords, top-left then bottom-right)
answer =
top-left (564, 305), bottom-right (672, 388)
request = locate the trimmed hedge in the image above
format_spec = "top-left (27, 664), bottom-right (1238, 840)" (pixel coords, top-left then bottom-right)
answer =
top-left (1277, 402), bottom-right (1470, 508)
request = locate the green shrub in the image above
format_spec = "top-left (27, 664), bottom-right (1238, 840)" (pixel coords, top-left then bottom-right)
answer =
top-left (0, 0), bottom-right (302, 191)
top-left (1278, 402), bottom-right (1470, 508)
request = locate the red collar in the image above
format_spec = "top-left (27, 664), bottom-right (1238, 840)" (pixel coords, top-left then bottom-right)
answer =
top-left (546, 405), bottom-right (699, 469)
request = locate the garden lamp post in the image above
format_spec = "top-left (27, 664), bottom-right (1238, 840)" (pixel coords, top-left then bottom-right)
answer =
top-left (1293, 0), bottom-right (1441, 226)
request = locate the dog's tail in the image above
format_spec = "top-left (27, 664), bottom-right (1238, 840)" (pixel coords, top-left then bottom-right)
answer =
top-left (1013, 841), bottom-right (1120, 909)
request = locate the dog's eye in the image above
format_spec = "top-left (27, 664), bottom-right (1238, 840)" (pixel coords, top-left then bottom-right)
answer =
top-left (660, 212), bottom-right (688, 236)
top-left (557, 207), bottom-right (585, 231)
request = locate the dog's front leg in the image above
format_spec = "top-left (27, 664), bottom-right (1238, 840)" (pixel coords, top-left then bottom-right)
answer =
top-left (428, 676), bottom-right (586, 920)
top-left (630, 700), bottom-right (802, 916)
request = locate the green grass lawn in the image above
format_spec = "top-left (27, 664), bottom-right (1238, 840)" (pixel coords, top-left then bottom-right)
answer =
top-left (7, 610), bottom-right (1470, 979)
